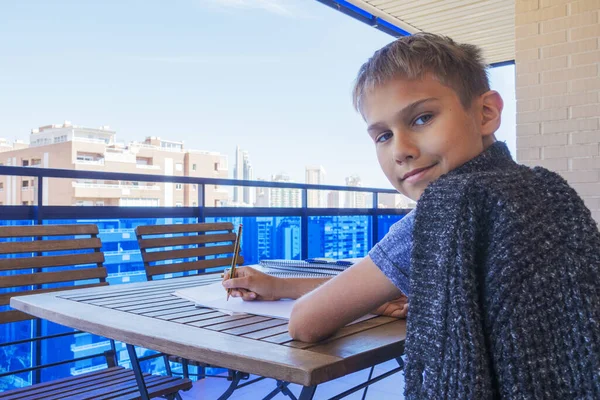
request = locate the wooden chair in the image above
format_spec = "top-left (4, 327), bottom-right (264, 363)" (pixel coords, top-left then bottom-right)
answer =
top-left (135, 222), bottom-right (244, 281)
top-left (135, 222), bottom-right (247, 381)
top-left (0, 224), bottom-right (192, 400)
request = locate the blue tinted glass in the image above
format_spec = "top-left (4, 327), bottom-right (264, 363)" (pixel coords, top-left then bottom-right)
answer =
top-left (307, 216), bottom-right (372, 259)
top-left (0, 320), bottom-right (34, 390)
top-left (377, 215), bottom-right (406, 241)
top-left (206, 216), bottom-right (301, 265)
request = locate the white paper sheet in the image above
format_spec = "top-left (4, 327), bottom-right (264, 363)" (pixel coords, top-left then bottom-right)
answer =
top-left (174, 282), bottom-right (375, 324)
top-left (174, 282), bottom-right (295, 319)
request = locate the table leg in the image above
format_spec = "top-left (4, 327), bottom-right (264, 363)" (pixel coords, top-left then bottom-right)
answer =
top-left (127, 344), bottom-right (150, 400)
top-left (262, 380), bottom-right (296, 400)
top-left (299, 385), bottom-right (317, 400)
top-left (217, 370), bottom-right (244, 400)
top-left (361, 366), bottom-right (375, 400)
top-left (396, 356), bottom-right (405, 369)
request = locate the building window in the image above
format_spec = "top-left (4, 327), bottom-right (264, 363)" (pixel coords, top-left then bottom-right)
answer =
top-left (175, 183), bottom-right (182, 190)
top-left (22, 160), bottom-right (29, 167)
top-left (192, 164), bottom-right (197, 171)
top-left (191, 184), bottom-right (196, 191)
top-left (22, 181), bottom-right (29, 189)
top-left (192, 201), bottom-right (197, 206)
top-left (175, 202), bottom-right (183, 207)
top-left (214, 162), bottom-right (219, 171)
top-left (53, 135), bottom-right (67, 143)
top-left (175, 163), bottom-right (183, 172)
top-left (0, 182), bottom-right (3, 191)
top-left (22, 201), bottom-right (28, 206)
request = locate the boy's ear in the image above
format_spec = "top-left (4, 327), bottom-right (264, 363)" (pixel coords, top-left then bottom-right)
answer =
top-left (479, 90), bottom-right (503, 138)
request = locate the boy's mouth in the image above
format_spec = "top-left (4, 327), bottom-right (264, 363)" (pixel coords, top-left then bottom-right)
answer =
top-left (401, 164), bottom-right (437, 183)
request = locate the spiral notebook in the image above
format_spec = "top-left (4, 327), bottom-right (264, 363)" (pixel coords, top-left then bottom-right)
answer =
top-left (259, 258), bottom-right (358, 276)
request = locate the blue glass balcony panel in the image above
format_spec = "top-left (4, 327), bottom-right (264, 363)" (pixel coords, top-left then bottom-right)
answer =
top-left (206, 216), bottom-right (302, 266)
top-left (0, 320), bottom-right (34, 390)
top-left (377, 214), bottom-right (406, 241)
top-left (307, 216), bottom-right (372, 259)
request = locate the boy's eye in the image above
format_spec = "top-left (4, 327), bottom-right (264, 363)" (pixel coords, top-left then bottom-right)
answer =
top-left (414, 114), bottom-right (433, 126)
top-left (376, 131), bottom-right (392, 143)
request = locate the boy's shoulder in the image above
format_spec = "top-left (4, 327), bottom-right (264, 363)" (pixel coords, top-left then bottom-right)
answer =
top-left (427, 162), bottom-right (570, 200)
top-left (420, 163), bottom-right (587, 224)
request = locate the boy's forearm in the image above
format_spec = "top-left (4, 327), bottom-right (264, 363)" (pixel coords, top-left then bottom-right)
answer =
top-left (274, 277), bottom-right (331, 300)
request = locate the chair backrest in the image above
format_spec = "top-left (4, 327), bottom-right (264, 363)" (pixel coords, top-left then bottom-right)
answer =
top-left (135, 222), bottom-right (244, 280)
top-left (0, 224), bottom-right (108, 326)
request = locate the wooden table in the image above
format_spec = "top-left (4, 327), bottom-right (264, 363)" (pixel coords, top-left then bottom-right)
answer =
top-left (10, 273), bottom-right (406, 400)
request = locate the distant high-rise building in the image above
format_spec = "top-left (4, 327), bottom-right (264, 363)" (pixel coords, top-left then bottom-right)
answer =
top-left (305, 166), bottom-right (326, 207)
top-left (270, 173), bottom-right (301, 208)
top-left (344, 175), bottom-right (367, 208)
top-left (378, 193), bottom-right (416, 209)
top-left (254, 178), bottom-right (270, 207)
top-left (327, 191), bottom-right (340, 208)
top-left (233, 146), bottom-right (255, 205)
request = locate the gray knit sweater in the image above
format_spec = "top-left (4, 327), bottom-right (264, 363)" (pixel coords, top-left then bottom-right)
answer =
top-left (406, 142), bottom-right (600, 399)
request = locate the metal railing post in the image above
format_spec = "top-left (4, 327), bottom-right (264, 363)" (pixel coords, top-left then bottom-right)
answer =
top-left (372, 192), bottom-right (379, 247)
top-left (301, 189), bottom-right (308, 260)
top-left (198, 183), bottom-right (205, 223)
top-left (33, 173), bottom-right (44, 384)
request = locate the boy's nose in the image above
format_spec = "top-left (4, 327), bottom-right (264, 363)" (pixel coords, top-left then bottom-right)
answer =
top-left (393, 134), bottom-right (419, 164)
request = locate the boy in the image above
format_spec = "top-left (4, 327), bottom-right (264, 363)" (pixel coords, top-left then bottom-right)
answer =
top-left (224, 33), bottom-right (600, 398)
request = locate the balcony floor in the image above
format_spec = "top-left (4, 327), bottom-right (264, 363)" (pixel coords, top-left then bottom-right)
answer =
top-left (181, 359), bottom-right (405, 399)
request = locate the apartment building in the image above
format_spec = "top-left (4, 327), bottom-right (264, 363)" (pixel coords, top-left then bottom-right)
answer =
top-left (0, 122), bottom-right (229, 207)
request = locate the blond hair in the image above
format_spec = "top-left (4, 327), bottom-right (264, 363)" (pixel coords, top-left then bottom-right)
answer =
top-left (352, 33), bottom-right (490, 112)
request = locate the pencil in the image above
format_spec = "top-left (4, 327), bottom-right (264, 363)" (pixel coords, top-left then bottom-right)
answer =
top-left (226, 224), bottom-right (243, 301)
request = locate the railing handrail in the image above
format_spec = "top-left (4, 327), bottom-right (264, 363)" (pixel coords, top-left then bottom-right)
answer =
top-left (0, 165), bottom-right (397, 194)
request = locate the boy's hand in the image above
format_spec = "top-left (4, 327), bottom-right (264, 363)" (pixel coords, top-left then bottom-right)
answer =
top-left (371, 295), bottom-right (409, 318)
top-left (222, 266), bottom-right (280, 301)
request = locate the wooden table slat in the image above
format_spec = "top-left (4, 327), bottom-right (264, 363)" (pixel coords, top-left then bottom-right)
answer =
top-left (154, 307), bottom-right (214, 320)
top-left (90, 293), bottom-right (176, 308)
top-left (242, 324), bottom-right (291, 340)
top-left (170, 310), bottom-right (224, 324)
top-left (204, 315), bottom-right (271, 331)
top-left (223, 319), bottom-right (288, 336)
top-left (188, 313), bottom-right (256, 328)
top-left (146, 305), bottom-right (203, 318)
top-left (115, 298), bottom-right (187, 312)
top-left (61, 275), bottom-right (220, 301)
top-left (61, 279), bottom-right (210, 301)
top-left (261, 331), bottom-right (295, 344)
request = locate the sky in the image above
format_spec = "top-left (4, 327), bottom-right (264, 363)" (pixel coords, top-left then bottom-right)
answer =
top-left (0, 0), bottom-right (515, 189)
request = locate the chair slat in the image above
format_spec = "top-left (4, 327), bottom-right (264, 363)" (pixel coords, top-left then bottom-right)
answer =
top-left (0, 282), bottom-right (108, 306)
top-left (0, 224), bottom-right (99, 238)
top-left (0, 367), bottom-right (128, 400)
top-left (0, 267), bottom-right (107, 289)
top-left (142, 244), bottom-right (236, 263)
top-left (147, 256), bottom-right (244, 278)
top-left (0, 238), bottom-right (102, 255)
top-left (136, 222), bottom-right (233, 236)
top-left (0, 309), bottom-right (35, 324)
top-left (138, 232), bottom-right (236, 250)
top-left (0, 252), bottom-right (105, 271)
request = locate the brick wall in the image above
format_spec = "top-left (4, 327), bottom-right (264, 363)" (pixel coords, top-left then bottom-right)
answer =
top-left (515, 0), bottom-right (600, 222)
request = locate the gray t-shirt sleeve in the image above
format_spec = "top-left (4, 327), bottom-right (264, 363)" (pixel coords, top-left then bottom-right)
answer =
top-left (368, 209), bottom-right (415, 296)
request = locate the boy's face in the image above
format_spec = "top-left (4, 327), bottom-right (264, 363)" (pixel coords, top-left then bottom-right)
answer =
top-left (362, 75), bottom-right (498, 201)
